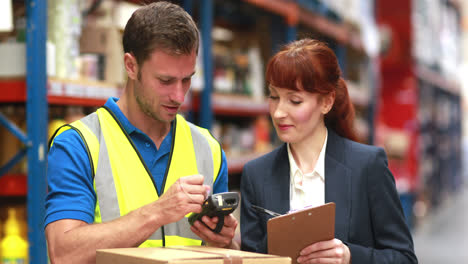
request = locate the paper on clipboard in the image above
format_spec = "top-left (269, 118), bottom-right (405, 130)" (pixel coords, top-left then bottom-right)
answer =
top-left (267, 202), bottom-right (335, 264)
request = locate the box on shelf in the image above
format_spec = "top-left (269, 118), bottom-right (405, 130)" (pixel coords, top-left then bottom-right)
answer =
top-left (96, 246), bottom-right (290, 264)
top-left (79, 25), bottom-right (125, 85)
top-left (0, 42), bottom-right (56, 77)
top-left (47, 78), bottom-right (120, 100)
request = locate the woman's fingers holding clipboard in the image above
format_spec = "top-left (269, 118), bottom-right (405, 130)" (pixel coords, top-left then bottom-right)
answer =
top-left (297, 238), bottom-right (351, 264)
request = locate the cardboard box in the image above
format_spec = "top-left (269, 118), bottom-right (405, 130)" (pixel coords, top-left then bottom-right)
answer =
top-left (80, 26), bottom-right (110, 54)
top-left (80, 25), bottom-right (125, 85)
top-left (0, 42), bottom-right (56, 77)
top-left (97, 246), bottom-right (291, 264)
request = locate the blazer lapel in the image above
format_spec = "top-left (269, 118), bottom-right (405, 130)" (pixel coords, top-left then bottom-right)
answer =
top-left (264, 144), bottom-right (290, 215)
top-left (325, 130), bottom-right (351, 241)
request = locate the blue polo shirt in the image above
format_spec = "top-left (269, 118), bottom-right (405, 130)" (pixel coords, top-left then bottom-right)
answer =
top-left (45, 97), bottom-right (228, 227)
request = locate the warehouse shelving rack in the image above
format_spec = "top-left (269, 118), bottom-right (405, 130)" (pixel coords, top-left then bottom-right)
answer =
top-left (0, 1), bottom-right (373, 262)
top-left (0, 0), bottom-right (48, 263)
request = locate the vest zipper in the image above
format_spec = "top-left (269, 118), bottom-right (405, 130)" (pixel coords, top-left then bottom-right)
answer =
top-left (159, 117), bottom-right (176, 247)
top-left (160, 117), bottom-right (176, 196)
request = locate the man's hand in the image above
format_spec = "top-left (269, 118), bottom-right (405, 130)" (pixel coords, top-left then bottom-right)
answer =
top-left (153, 174), bottom-right (210, 225)
top-left (297, 238), bottom-right (351, 264)
top-left (190, 214), bottom-right (238, 249)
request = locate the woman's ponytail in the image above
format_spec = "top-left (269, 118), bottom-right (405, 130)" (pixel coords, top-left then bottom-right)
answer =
top-left (325, 78), bottom-right (358, 141)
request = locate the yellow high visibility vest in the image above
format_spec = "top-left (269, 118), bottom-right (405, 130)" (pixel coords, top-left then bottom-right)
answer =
top-left (50, 106), bottom-right (222, 247)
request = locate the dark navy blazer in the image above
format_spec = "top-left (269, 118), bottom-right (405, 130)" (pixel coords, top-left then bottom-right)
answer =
top-left (240, 129), bottom-right (417, 263)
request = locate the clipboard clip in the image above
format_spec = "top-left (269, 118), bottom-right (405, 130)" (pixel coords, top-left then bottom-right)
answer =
top-left (251, 205), bottom-right (282, 217)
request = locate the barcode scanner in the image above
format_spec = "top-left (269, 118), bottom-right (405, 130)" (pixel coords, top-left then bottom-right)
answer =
top-left (188, 192), bottom-right (240, 233)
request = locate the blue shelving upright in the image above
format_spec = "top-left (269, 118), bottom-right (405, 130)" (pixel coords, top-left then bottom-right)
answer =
top-left (199, 0), bottom-right (214, 130)
top-left (25, 0), bottom-right (48, 262)
top-left (0, 0), bottom-right (49, 263)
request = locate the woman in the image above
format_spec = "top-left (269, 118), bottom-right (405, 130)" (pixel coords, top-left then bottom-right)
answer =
top-left (240, 39), bottom-right (417, 264)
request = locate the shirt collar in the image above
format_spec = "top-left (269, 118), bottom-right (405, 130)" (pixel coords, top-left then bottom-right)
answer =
top-left (103, 97), bottom-right (174, 136)
top-left (104, 97), bottom-right (137, 134)
top-left (287, 144), bottom-right (300, 178)
top-left (287, 130), bottom-right (328, 180)
top-left (314, 131), bottom-right (327, 179)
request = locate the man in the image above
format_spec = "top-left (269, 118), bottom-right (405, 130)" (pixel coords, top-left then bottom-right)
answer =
top-left (45, 2), bottom-right (237, 263)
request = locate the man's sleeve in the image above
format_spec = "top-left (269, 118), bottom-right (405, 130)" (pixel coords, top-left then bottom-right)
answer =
top-left (44, 130), bottom-right (96, 228)
top-left (212, 149), bottom-right (228, 194)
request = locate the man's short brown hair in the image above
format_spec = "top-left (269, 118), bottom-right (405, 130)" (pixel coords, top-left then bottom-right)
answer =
top-left (122, 1), bottom-right (199, 66)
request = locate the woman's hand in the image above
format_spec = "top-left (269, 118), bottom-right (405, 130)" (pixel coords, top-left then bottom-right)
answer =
top-left (297, 238), bottom-right (351, 264)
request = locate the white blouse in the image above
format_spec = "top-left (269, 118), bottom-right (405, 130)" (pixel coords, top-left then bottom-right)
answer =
top-left (288, 131), bottom-right (328, 211)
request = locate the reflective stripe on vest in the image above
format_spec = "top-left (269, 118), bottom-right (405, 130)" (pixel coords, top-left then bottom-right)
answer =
top-left (51, 107), bottom-right (222, 247)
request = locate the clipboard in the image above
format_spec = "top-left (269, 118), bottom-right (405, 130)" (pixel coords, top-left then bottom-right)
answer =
top-left (267, 202), bottom-right (335, 264)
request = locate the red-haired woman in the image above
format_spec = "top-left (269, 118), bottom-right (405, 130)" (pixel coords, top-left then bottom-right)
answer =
top-left (240, 39), bottom-right (417, 264)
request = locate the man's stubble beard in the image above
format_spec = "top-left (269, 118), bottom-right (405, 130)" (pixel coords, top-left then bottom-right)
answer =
top-left (135, 88), bottom-right (166, 123)
top-left (134, 72), bottom-right (175, 124)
